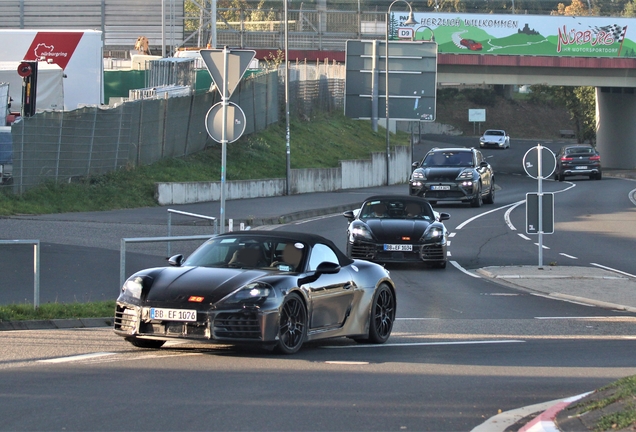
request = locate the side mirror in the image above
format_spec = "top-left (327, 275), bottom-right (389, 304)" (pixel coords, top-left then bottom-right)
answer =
top-left (480, 161), bottom-right (489, 167)
top-left (168, 254), bottom-right (184, 266)
top-left (343, 210), bottom-right (355, 221)
top-left (438, 212), bottom-right (450, 221)
top-left (412, 161), bottom-right (420, 169)
top-left (315, 261), bottom-right (341, 275)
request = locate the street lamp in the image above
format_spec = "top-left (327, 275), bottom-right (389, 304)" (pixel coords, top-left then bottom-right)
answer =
top-left (385, 0), bottom-right (416, 185)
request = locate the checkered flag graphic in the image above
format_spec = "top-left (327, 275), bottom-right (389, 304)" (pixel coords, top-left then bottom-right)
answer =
top-left (590, 24), bottom-right (627, 43)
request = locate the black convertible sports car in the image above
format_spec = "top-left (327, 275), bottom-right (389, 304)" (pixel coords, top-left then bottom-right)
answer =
top-left (114, 231), bottom-right (396, 354)
top-left (343, 195), bottom-right (450, 268)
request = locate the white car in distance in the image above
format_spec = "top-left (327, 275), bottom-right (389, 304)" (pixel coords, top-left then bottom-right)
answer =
top-left (479, 129), bottom-right (510, 149)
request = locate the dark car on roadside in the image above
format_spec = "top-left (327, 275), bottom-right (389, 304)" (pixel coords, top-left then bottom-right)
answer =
top-left (343, 195), bottom-right (450, 268)
top-left (408, 147), bottom-right (495, 207)
top-left (554, 144), bottom-right (602, 181)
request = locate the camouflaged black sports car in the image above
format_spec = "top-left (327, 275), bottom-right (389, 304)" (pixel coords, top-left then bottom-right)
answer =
top-left (343, 195), bottom-right (450, 268)
top-left (114, 231), bottom-right (396, 354)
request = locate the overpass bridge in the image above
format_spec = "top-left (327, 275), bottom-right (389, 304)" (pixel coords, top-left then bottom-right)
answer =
top-left (241, 9), bottom-right (636, 170)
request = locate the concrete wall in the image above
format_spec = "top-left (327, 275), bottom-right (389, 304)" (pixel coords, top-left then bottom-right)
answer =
top-left (156, 145), bottom-right (411, 205)
top-left (596, 88), bottom-right (636, 170)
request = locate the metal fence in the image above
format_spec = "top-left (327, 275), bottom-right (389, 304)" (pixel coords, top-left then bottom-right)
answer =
top-left (5, 70), bottom-right (279, 194)
top-left (3, 62), bottom-right (346, 194)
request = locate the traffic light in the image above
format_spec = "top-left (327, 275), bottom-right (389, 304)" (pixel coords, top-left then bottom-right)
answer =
top-left (17, 61), bottom-right (38, 117)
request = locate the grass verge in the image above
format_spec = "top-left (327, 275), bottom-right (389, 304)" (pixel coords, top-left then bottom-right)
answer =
top-left (0, 301), bottom-right (115, 321)
top-left (0, 112), bottom-right (409, 216)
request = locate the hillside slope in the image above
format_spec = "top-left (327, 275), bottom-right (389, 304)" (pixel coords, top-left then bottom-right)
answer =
top-left (434, 95), bottom-right (576, 139)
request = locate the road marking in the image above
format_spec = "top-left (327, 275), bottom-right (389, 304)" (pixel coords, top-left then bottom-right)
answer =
top-left (505, 200), bottom-right (524, 231)
top-left (533, 243), bottom-right (550, 249)
top-left (456, 203), bottom-right (518, 230)
top-left (450, 260), bottom-right (481, 278)
top-left (37, 352), bottom-right (117, 363)
top-left (396, 317), bottom-right (440, 320)
top-left (325, 361), bottom-right (370, 365)
top-left (322, 340), bottom-right (525, 349)
top-left (590, 263), bottom-right (636, 278)
top-left (559, 253), bottom-right (578, 259)
top-left (518, 233), bottom-right (531, 240)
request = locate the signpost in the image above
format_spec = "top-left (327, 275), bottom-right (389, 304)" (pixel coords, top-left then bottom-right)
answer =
top-left (200, 47), bottom-right (256, 234)
top-left (522, 144), bottom-right (557, 268)
top-left (344, 40), bottom-right (438, 122)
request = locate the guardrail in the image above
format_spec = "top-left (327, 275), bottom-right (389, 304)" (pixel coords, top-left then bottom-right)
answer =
top-left (166, 209), bottom-right (218, 256)
top-left (0, 240), bottom-right (40, 309)
top-left (119, 235), bottom-right (214, 288)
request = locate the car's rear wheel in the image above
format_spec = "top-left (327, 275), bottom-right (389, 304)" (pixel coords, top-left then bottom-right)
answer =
top-left (470, 183), bottom-right (483, 207)
top-left (276, 293), bottom-right (307, 354)
top-left (126, 337), bottom-right (166, 349)
top-left (365, 284), bottom-right (395, 344)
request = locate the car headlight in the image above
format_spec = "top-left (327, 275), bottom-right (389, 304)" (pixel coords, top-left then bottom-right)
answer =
top-left (220, 282), bottom-right (275, 305)
top-left (411, 171), bottom-right (425, 180)
top-left (350, 225), bottom-right (373, 241)
top-left (457, 170), bottom-right (474, 180)
top-left (422, 227), bottom-right (444, 241)
top-left (122, 276), bottom-right (144, 299)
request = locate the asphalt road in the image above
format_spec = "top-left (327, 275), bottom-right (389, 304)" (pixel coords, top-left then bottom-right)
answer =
top-left (1, 135), bottom-right (635, 431)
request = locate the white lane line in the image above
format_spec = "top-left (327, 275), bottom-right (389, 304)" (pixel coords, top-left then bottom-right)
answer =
top-left (450, 260), bottom-right (481, 278)
top-left (534, 316), bottom-right (618, 320)
top-left (456, 202), bottom-right (518, 230)
top-left (533, 243), bottom-right (550, 249)
top-left (448, 232), bottom-right (456, 238)
top-left (518, 233), bottom-right (531, 240)
top-left (325, 361), bottom-right (370, 365)
top-left (559, 253), bottom-right (578, 259)
top-left (630, 187), bottom-right (636, 205)
top-left (504, 200), bottom-right (525, 231)
top-left (529, 293), bottom-right (595, 306)
top-left (590, 263), bottom-right (636, 278)
top-left (322, 340), bottom-right (525, 349)
top-left (38, 352), bottom-right (117, 364)
top-left (396, 317), bottom-right (440, 320)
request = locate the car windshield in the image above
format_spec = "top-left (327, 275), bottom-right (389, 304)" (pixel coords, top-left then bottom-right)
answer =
top-left (422, 151), bottom-right (473, 167)
top-left (485, 130), bottom-right (504, 136)
top-left (182, 236), bottom-right (306, 272)
top-left (360, 199), bottom-right (435, 220)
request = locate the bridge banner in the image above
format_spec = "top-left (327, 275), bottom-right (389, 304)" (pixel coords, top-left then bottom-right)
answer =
top-left (394, 12), bottom-right (636, 58)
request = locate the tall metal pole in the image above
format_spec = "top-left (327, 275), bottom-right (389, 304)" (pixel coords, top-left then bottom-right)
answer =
top-left (220, 46), bottom-right (229, 234)
top-left (161, 0), bottom-right (165, 57)
top-left (385, 10), bottom-right (390, 186)
top-left (385, 1), bottom-right (416, 186)
top-left (285, 0), bottom-right (291, 195)
top-left (211, 0), bottom-right (217, 48)
top-left (537, 143), bottom-right (544, 268)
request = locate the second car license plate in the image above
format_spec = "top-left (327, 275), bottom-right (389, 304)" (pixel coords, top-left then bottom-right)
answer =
top-left (149, 308), bottom-right (197, 322)
top-left (575, 166), bottom-right (587, 170)
top-left (431, 185), bottom-right (451, 190)
top-left (384, 244), bottom-right (413, 251)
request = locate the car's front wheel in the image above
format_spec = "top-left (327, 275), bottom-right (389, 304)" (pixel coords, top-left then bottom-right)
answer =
top-left (276, 293), bottom-right (307, 354)
top-left (470, 183), bottom-right (483, 207)
top-left (483, 181), bottom-right (495, 204)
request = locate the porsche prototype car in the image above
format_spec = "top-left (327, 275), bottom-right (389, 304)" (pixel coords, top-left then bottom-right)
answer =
top-left (409, 147), bottom-right (495, 207)
top-left (114, 231), bottom-right (396, 354)
top-left (343, 195), bottom-right (450, 268)
top-left (479, 129), bottom-right (510, 149)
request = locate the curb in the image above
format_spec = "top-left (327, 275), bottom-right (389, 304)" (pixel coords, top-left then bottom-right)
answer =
top-left (0, 317), bottom-right (113, 331)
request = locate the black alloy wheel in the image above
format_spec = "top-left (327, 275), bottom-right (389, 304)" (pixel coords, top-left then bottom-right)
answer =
top-left (276, 293), bottom-right (307, 354)
top-left (367, 284), bottom-right (395, 344)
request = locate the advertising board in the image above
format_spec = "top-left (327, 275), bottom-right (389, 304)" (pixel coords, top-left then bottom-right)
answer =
top-left (387, 12), bottom-right (636, 58)
top-left (0, 29), bottom-right (103, 110)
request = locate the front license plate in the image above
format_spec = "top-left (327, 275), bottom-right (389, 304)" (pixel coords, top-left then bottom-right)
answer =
top-left (384, 244), bottom-right (413, 251)
top-left (575, 166), bottom-right (587, 170)
top-left (430, 185), bottom-right (451, 191)
top-left (150, 308), bottom-right (197, 322)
